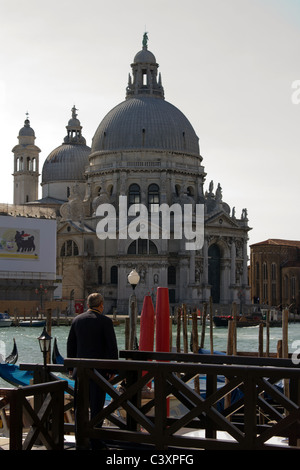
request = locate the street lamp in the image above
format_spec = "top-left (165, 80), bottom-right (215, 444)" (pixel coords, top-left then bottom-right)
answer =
top-left (37, 327), bottom-right (52, 368)
top-left (128, 269), bottom-right (140, 349)
top-left (128, 269), bottom-right (140, 290)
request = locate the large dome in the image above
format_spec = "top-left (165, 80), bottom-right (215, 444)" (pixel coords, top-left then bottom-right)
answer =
top-left (91, 96), bottom-right (200, 156)
top-left (91, 37), bottom-right (200, 158)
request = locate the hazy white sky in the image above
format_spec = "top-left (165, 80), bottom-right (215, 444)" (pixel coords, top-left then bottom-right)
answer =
top-left (0, 0), bottom-right (299, 247)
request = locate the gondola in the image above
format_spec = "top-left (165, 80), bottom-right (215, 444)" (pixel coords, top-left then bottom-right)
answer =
top-left (5, 338), bottom-right (18, 365)
top-left (52, 337), bottom-right (64, 364)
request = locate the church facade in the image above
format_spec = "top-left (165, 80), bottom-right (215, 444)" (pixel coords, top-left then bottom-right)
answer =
top-left (11, 37), bottom-right (251, 314)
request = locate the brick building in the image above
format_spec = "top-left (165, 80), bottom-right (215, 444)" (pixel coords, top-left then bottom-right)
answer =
top-left (250, 239), bottom-right (300, 312)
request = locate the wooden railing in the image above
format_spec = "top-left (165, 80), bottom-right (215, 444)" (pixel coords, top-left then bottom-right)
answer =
top-left (2, 352), bottom-right (300, 451)
top-left (0, 380), bottom-right (67, 450)
top-left (65, 352), bottom-right (300, 450)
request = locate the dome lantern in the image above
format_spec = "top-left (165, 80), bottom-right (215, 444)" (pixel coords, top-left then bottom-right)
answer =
top-left (126, 33), bottom-right (164, 100)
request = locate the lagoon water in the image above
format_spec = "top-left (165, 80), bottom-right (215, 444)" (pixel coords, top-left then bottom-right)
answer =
top-left (1, 320), bottom-right (300, 388)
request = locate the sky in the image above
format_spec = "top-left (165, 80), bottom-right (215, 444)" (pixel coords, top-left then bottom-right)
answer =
top-left (0, 0), bottom-right (299, 248)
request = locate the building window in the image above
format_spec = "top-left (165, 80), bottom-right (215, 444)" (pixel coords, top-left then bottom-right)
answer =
top-left (60, 240), bottom-right (79, 257)
top-left (127, 239), bottom-right (158, 254)
top-left (148, 184), bottom-right (160, 212)
top-left (263, 263), bottom-right (268, 280)
top-left (168, 266), bottom-right (176, 285)
top-left (128, 184), bottom-right (141, 212)
top-left (271, 263), bottom-right (276, 281)
top-left (169, 289), bottom-right (176, 303)
top-left (111, 266), bottom-right (118, 284)
top-left (255, 262), bottom-right (260, 280)
top-left (271, 284), bottom-right (276, 306)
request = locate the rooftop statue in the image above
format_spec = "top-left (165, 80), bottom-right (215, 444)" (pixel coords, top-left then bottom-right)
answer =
top-left (142, 32), bottom-right (148, 48)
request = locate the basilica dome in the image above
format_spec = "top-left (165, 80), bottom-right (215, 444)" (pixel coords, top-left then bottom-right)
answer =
top-left (92, 96), bottom-right (200, 156)
top-left (91, 38), bottom-right (200, 158)
top-left (42, 107), bottom-right (90, 183)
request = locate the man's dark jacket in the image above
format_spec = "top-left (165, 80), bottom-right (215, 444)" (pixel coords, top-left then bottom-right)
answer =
top-left (67, 309), bottom-right (118, 365)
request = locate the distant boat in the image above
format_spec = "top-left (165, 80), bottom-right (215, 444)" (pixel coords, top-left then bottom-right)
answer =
top-left (18, 319), bottom-right (46, 327)
top-left (213, 315), bottom-right (261, 328)
top-left (0, 312), bottom-right (12, 327)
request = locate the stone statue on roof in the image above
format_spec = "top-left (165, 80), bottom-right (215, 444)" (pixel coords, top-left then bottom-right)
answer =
top-left (142, 32), bottom-right (148, 48)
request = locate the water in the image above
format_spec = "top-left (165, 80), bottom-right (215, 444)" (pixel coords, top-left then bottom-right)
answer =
top-left (1, 321), bottom-right (300, 388)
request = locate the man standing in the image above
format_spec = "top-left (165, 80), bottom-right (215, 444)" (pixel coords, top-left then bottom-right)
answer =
top-left (67, 292), bottom-right (118, 449)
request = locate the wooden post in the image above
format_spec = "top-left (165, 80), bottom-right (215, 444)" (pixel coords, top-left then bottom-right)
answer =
top-left (225, 320), bottom-right (234, 411)
top-left (266, 310), bottom-right (270, 357)
top-left (282, 308), bottom-right (289, 359)
top-left (277, 339), bottom-right (282, 358)
top-left (200, 303), bottom-right (207, 349)
top-left (192, 309), bottom-right (199, 354)
top-left (176, 307), bottom-right (181, 353)
top-left (182, 304), bottom-right (188, 353)
top-left (282, 308), bottom-right (289, 402)
top-left (125, 317), bottom-right (130, 350)
top-left (46, 309), bottom-right (52, 365)
top-left (209, 297), bottom-right (213, 354)
top-left (192, 310), bottom-right (200, 394)
top-left (232, 302), bottom-right (237, 355)
top-left (227, 320), bottom-right (234, 356)
top-left (258, 323), bottom-right (264, 357)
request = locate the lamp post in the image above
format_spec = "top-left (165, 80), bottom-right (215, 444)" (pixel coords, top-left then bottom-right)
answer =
top-left (37, 327), bottom-right (52, 369)
top-left (128, 269), bottom-right (140, 349)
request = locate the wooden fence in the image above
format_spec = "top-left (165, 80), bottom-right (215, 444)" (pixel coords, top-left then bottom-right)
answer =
top-left (1, 351), bottom-right (300, 450)
top-left (0, 380), bottom-right (67, 450)
top-left (65, 352), bottom-right (300, 450)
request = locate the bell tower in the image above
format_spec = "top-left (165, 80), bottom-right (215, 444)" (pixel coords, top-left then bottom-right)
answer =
top-left (12, 114), bottom-right (41, 204)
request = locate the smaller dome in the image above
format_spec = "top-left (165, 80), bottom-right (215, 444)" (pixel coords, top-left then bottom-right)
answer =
top-left (19, 118), bottom-right (35, 137)
top-left (133, 48), bottom-right (156, 64)
top-left (42, 144), bottom-right (90, 183)
top-left (42, 106), bottom-right (91, 184)
top-left (67, 117), bottom-right (81, 128)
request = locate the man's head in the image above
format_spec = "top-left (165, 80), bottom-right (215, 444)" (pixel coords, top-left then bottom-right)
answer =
top-left (88, 293), bottom-right (104, 309)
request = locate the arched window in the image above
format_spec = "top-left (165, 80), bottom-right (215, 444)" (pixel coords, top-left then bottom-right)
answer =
top-left (127, 239), bottom-right (158, 255)
top-left (128, 184), bottom-right (141, 211)
top-left (148, 184), bottom-right (160, 212)
top-left (263, 262), bottom-right (268, 280)
top-left (60, 240), bottom-right (79, 257)
top-left (110, 266), bottom-right (118, 284)
top-left (271, 263), bottom-right (276, 281)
